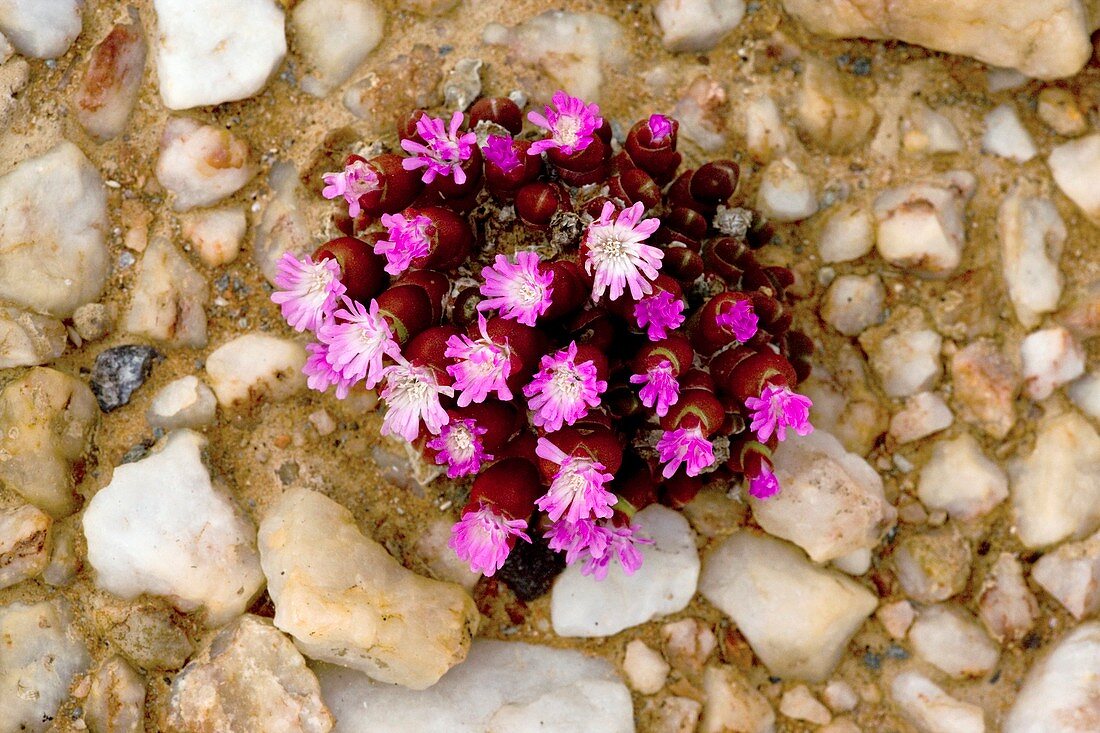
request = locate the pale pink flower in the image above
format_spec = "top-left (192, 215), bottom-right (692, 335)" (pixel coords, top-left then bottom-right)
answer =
top-left (584, 201), bottom-right (663, 302)
top-left (544, 518), bottom-right (608, 565)
top-left (656, 426), bottom-right (716, 478)
top-left (534, 437), bottom-right (616, 524)
top-left (522, 342), bottom-right (607, 432)
top-left (716, 299), bottom-right (759, 342)
top-left (379, 357), bottom-right (453, 442)
top-left (317, 298), bottom-right (399, 390)
top-left (629, 360), bottom-right (680, 417)
top-left (321, 158), bottom-right (380, 218)
top-left (427, 419), bottom-right (492, 478)
top-left (375, 212), bottom-right (432, 276)
top-left (579, 523), bottom-right (651, 581)
top-left (478, 251), bottom-right (554, 326)
top-left (483, 134), bottom-right (521, 173)
top-left (527, 90), bottom-right (603, 155)
top-left (303, 342), bottom-right (357, 399)
top-left (270, 252), bottom-right (346, 333)
top-left (745, 384), bottom-right (814, 443)
top-left (400, 111), bottom-right (477, 184)
top-left (749, 464), bottom-right (781, 499)
top-left (648, 114), bottom-right (673, 142)
top-left (448, 502), bottom-right (531, 576)
top-left (445, 314), bottom-right (512, 407)
top-left (633, 290), bottom-right (684, 341)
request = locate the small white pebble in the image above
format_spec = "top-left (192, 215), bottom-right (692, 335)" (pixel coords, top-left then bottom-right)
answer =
top-left (622, 640), bottom-right (669, 695)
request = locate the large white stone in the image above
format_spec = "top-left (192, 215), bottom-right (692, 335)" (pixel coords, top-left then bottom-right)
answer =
top-left (918, 434), bottom-right (1008, 521)
top-left (795, 60), bottom-right (876, 153)
top-left (652, 0), bottom-right (745, 52)
top-left (551, 505), bottom-right (699, 637)
top-left (0, 0), bottom-right (82, 58)
top-left (822, 274), bottom-right (885, 336)
top-left (818, 204), bottom-right (873, 263)
top-left (699, 665), bottom-right (776, 733)
top-left (909, 605), bottom-right (999, 678)
top-left (889, 392), bottom-right (953, 445)
top-left (753, 429), bottom-right (894, 563)
top-left (977, 553), bottom-right (1038, 643)
top-left (0, 142), bottom-right (109, 318)
top-left (181, 207), bottom-right (247, 267)
top-left (1068, 373), bottom-right (1100, 420)
top-left (152, 0), bottom-right (286, 109)
top-left (861, 310), bottom-right (943, 398)
top-left (982, 104), bottom-right (1037, 162)
top-left (155, 117), bottom-right (255, 212)
top-left (82, 430), bottom-right (265, 626)
top-left (998, 191), bottom-right (1066, 328)
top-left (84, 655), bottom-right (146, 733)
top-left (123, 237), bottom-right (209, 347)
top-left (756, 158), bottom-right (817, 222)
top-left (147, 375), bottom-right (217, 430)
top-left (1020, 327), bottom-right (1084, 400)
top-left (205, 333), bottom-right (307, 409)
top-left (0, 305), bottom-right (66, 368)
top-left (72, 17), bottom-right (147, 141)
top-left (1031, 530), bottom-right (1100, 619)
top-left (873, 171), bottom-right (975, 277)
top-left (699, 531), bottom-right (877, 682)
top-left (891, 671), bottom-right (986, 733)
top-left (1009, 411), bottom-right (1100, 548)
top-left (292, 0), bottom-right (384, 97)
top-left (1049, 134), bottom-right (1100, 225)
top-left (950, 340), bottom-right (1020, 439)
top-left (1004, 623), bottom-right (1100, 733)
top-left (316, 640), bottom-right (633, 733)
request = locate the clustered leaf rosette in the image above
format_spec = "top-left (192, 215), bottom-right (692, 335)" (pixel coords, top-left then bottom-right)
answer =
top-left (270, 92), bottom-right (816, 589)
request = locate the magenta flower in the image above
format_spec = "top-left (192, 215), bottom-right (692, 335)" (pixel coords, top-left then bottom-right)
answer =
top-left (527, 90), bottom-right (603, 156)
top-left (544, 518), bottom-right (608, 565)
top-left (523, 342), bottom-right (607, 432)
top-left (400, 111), bottom-right (477, 184)
top-left (427, 418), bottom-right (492, 478)
top-left (483, 134), bottom-right (521, 173)
top-left (478, 251), bottom-right (554, 326)
top-left (579, 523), bottom-right (651, 581)
top-left (270, 252), bottom-right (346, 333)
top-left (534, 437), bottom-right (616, 524)
top-left (716, 299), bottom-right (759, 342)
top-left (375, 212), bottom-right (432, 276)
top-left (445, 314), bottom-right (513, 407)
top-left (749, 465), bottom-right (781, 499)
top-left (379, 357), bottom-right (453, 442)
top-left (656, 426), bottom-right (716, 478)
top-left (321, 158), bottom-right (380, 218)
top-left (633, 290), bottom-right (685, 341)
top-left (629, 360), bottom-right (680, 417)
top-left (317, 298), bottom-right (399, 390)
top-left (745, 384), bottom-right (814, 443)
top-left (303, 342), bottom-right (357, 399)
top-left (584, 201), bottom-right (663, 302)
top-left (648, 114), bottom-right (673, 142)
top-left (448, 502), bottom-right (531, 576)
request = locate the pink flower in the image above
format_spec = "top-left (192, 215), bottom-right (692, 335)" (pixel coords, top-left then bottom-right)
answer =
top-left (483, 134), bottom-right (521, 173)
top-left (579, 523), bottom-right (651, 581)
top-left (445, 314), bottom-right (512, 406)
top-left (544, 518), bottom-right (608, 564)
top-left (522, 342), bottom-right (607, 432)
top-left (716, 299), bottom-right (759, 342)
top-left (534, 437), bottom-right (616, 524)
top-left (478, 251), bottom-right (554, 326)
top-left (321, 158), bottom-right (380, 218)
top-left (527, 90), bottom-right (603, 156)
top-left (629, 360), bottom-right (680, 417)
top-left (749, 465), bottom-right (781, 499)
top-left (317, 298), bottom-right (399, 390)
top-left (584, 201), bottom-right (663, 302)
top-left (656, 426), bottom-right (716, 478)
top-left (270, 252), bottom-right (346, 333)
top-left (744, 384), bottom-right (814, 443)
top-left (303, 342), bottom-right (357, 399)
top-left (648, 114), bottom-right (673, 142)
top-left (427, 418), bottom-right (492, 478)
top-left (379, 357), bottom-right (453, 442)
top-left (375, 212), bottom-right (432, 276)
top-left (448, 502), bottom-right (531, 576)
top-left (633, 290), bottom-right (685, 341)
top-left (400, 111), bottom-right (477, 184)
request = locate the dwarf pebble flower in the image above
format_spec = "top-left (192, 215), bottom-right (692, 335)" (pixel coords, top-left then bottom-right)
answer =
top-left (445, 314), bottom-right (513, 406)
top-left (271, 252), bottom-right (346, 333)
top-left (317, 298), bottom-right (398, 390)
top-left (380, 357), bottom-right (453, 442)
top-left (400, 111), bottom-right (477, 184)
top-left (535, 437), bottom-right (616, 524)
top-left (527, 90), bottom-right (603, 156)
top-left (427, 419), bottom-right (492, 478)
top-left (321, 158), bottom-right (380, 218)
top-left (716, 298), bottom-right (759, 342)
top-left (483, 133), bottom-right (522, 173)
top-left (585, 201), bottom-right (663, 302)
top-left (478, 251), bottom-right (554, 326)
top-left (523, 342), bottom-right (607, 432)
top-left (634, 290), bottom-right (685, 341)
top-left (630, 360), bottom-right (680, 417)
top-left (376, 212), bottom-right (432, 276)
top-left (449, 502), bottom-right (531, 576)
top-left (303, 341), bottom-right (357, 399)
top-left (648, 114), bottom-right (673, 142)
top-left (579, 523), bottom-right (651, 581)
top-left (749, 464), bottom-right (781, 499)
top-left (656, 426), bottom-right (716, 478)
top-left (745, 384), bottom-right (814, 443)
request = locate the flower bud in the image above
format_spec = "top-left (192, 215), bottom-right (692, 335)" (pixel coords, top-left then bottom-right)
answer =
top-left (468, 96), bottom-right (523, 134)
top-left (516, 182), bottom-right (572, 228)
top-left (469, 456), bottom-right (541, 520)
top-left (312, 236), bottom-right (387, 303)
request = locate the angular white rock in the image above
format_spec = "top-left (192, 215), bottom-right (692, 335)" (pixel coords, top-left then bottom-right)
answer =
top-left (1009, 411), bottom-right (1100, 548)
top-left (147, 376), bottom-right (217, 430)
top-left (978, 553), bottom-right (1038, 642)
top-left (982, 104), bottom-right (1037, 162)
top-left (873, 171), bottom-right (975, 277)
top-left (902, 102), bottom-right (964, 155)
top-left (1020, 327), bottom-right (1084, 400)
top-left (0, 142), bottom-right (109, 318)
top-left (818, 205), bottom-right (873, 263)
top-left (756, 158), bottom-right (817, 222)
top-left (552, 505), bottom-right (699, 637)
top-left (998, 190), bottom-right (1066, 328)
top-left (652, 0), bottom-right (745, 52)
top-left (123, 237), bottom-right (209, 347)
top-left (891, 671), bottom-right (986, 733)
top-left (823, 274), bottom-right (885, 336)
top-left (876, 599), bottom-right (916, 639)
top-left (753, 429), bottom-right (894, 563)
top-left (909, 605), bottom-right (999, 678)
top-left (623, 639), bottom-right (669, 695)
top-left (181, 207), bottom-right (247, 267)
top-left (894, 525), bottom-right (972, 603)
top-left (0, 0), bottom-right (83, 58)
top-left (317, 640), bottom-right (633, 733)
top-left (673, 75), bottom-right (728, 152)
top-left (85, 655), bottom-right (146, 733)
top-left (1049, 134), bottom-right (1100, 225)
top-left (823, 680), bottom-right (858, 713)
top-left (918, 434), bottom-right (1007, 521)
top-left (699, 532), bottom-right (877, 682)
top-left (1031, 530), bottom-right (1100, 619)
top-left (1068, 373), bottom-right (1100, 419)
top-left (254, 162), bottom-right (312, 284)
top-left (1037, 87), bottom-right (1087, 137)
top-left (795, 60), bottom-right (876, 153)
top-left (0, 503), bottom-right (51, 590)
top-left (744, 94), bottom-right (791, 162)
top-left (205, 334), bottom-right (307, 408)
top-left (0, 305), bottom-right (66, 368)
top-left (864, 325), bottom-right (943, 398)
top-left (292, 0), bottom-right (384, 97)
top-left (82, 430), bottom-right (265, 626)
top-left (950, 340), bottom-right (1020, 439)
top-left (780, 685), bottom-right (831, 725)
top-left (72, 18), bottom-right (147, 141)
top-left (1004, 623), bottom-right (1100, 733)
top-left (152, 0), bottom-right (286, 109)
top-left (889, 392), bottom-right (953, 445)
top-left (156, 117), bottom-right (255, 212)
top-left (698, 665), bottom-right (776, 733)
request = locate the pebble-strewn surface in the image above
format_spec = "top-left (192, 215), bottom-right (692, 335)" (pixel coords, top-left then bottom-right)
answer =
top-left (2, 1), bottom-right (1100, 731)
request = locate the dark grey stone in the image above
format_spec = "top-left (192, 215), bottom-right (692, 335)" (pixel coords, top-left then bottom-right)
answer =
top-left (91, 345), bottom-right (161, 412)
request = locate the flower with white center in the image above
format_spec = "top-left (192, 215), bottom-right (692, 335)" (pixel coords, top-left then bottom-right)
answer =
top-left (716, 298), bottom-right (759, 342)
top-left (655, 425), bottom-right (716, 478)
top-left (375, 212), bottom-right (432, 276)
top-left (445, 314), bottom-right (512, 406)
top-left (579, 523), bottom-right (651, 580)
top-left (478, 251), bottom-right (554, 326)
top-left (303, 341), bottom-right (357, 399)
top-left (527, 90), bottom-right (603, 156)
top-left (321, 158), bottom-right (380, 218)
top-left (584, 201), bottom-right (663, 302)
top-left (379, 357), bottom-right (453, 442)
top-left (317, 298), bottom-right (399, 390)
top-left (400, 111), bottom-right (477, 184)
top-left (427, 419), bottom-right (492, 478)
top-left (448, 502), bottom-right (530, 576)
top-left (522, 341), bottom-right (607, 432)
top-left (270, 252), bottom-right (346, 333)
top-left (745, 384), bottom-right (814, 443)
top-left (534, 437), bottom-right (616, 524)
top-left (633, 290), bottom-right (685, 341)
top-left (629, 360), bottom-right (680, 417)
